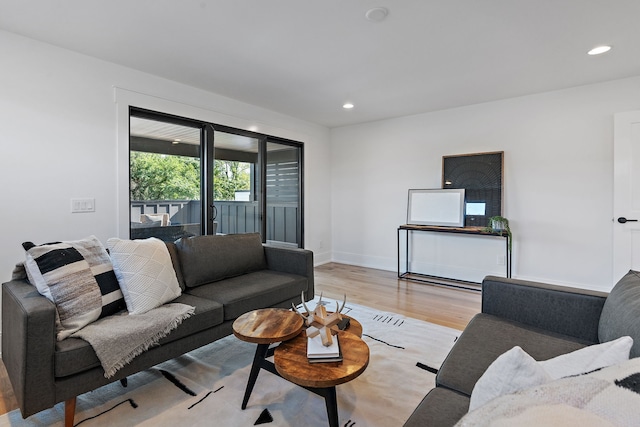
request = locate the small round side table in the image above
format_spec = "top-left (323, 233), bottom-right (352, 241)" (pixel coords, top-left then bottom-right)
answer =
top-left (232, 308), bottom-right (303, 409)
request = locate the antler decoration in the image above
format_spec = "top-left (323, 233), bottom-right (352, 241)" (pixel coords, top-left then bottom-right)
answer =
top-left (292, 292), bottom-right (347, 346)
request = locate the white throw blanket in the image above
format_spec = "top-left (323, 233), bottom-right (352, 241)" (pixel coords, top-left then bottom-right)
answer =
top-left (456, 357), bottom-right (640, 426)
top-left (72, 303), bottom-right (195, 378)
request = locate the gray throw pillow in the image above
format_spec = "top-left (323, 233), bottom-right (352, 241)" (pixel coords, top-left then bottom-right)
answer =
top-left (598, 270), bottom-right (640, 358)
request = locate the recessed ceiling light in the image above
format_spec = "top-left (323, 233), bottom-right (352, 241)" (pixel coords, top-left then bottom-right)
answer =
top-left (588, 45), bottom-right (612, 55)
top-left (365, 7), bottom-right (388, 22)
top-left (172, 139), bottom-right (181, 144)
top-left (343, 103), bottom-right (354, 109)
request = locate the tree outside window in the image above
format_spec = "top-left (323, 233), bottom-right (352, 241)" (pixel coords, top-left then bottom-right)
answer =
top-left (130, 152), bottom-right (250, 201)
top-left (214, 160), bottom-right (251, 201)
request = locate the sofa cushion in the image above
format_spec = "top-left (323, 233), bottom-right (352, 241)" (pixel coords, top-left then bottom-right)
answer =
top-left (55, 337), bottom-right (102, 377)
top-left (22, 236), bottom-right (125, 341)
top-left (157, 294), bottom-right (224, 345)
top-left (54, 293), bottom-right (223, 378)
top-left (176, 233), bottom-right (268, 289)
top-left (403, 387), bottom-right (469, 427)
top-left (599, 270), bottom-right (640, 358)
top-left (107, 238), bottom-right (182, 315)
top-left (165, 242), bottom-right (186, 290)
top-left (436, 313), bottom-right (590, 397)
top-left (185, 270), bottom-right (307, 320)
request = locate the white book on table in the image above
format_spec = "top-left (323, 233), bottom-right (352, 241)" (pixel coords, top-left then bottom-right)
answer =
top-left (307, 334), bottom-right (340, 358)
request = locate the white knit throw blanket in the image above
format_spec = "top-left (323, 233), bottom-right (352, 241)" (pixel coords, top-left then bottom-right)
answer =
top-left (456, 357), bottom-right (640, 427)
top-left (72, 303), bottom-right (195, 378)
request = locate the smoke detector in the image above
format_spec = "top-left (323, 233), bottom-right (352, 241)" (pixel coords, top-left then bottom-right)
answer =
top-left (365, 7), bottom-right (389, 22)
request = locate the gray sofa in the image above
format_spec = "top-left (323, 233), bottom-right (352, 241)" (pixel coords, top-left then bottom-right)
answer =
top-left (404, 271), bottom-right (640, 426)
top-left (2, 233), bottom-right (313, 426)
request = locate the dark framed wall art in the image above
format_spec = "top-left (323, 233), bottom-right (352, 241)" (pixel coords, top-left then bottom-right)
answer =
top-left (442, 151), bottom-right (503, 227)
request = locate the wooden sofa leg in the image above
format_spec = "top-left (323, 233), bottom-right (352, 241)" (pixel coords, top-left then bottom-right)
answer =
top-left (65, 397), bottom-right (76, 427)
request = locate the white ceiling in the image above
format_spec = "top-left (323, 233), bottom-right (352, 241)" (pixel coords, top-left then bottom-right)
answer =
top-left (2, 0), bottom-right (640, 128)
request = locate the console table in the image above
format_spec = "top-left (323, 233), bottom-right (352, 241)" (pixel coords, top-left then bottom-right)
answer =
top-left (397, 224), bottom-right (511, 290)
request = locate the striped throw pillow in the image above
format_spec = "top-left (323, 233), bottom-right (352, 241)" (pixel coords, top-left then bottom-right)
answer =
top-left (23, 236), bottom-right (125, 340)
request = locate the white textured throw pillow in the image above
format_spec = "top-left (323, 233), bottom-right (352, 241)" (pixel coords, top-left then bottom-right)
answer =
top-left (457, 357), bottom-right (640, 427)
top-left (469, 346), bottom-right (551, 412)
top-left (469, 337), bottom-right (634, 413)
top-left (107, 237), bottom-right (181, 315)
top-left (539, 336), bottom-right (633, 379)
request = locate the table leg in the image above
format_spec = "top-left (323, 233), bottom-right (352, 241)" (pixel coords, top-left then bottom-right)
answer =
top-left (320, 386), bottom-right (339, 427)
top-left (242, 343), bottom-right (270, 409)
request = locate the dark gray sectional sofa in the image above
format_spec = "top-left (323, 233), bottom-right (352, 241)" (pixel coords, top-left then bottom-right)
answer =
top-left (404, 272), bottom-right (640, 426)
top-left (2, 233), bottom-right (313, 426)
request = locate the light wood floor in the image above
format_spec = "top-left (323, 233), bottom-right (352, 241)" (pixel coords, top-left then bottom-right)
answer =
top-left (0, 262), bottom-right (481, 417)
top-left (314, 263), bottom-right (481, 331)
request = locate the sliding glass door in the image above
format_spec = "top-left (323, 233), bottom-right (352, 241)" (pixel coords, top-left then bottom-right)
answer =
top-left (129, 113), bottom-right (205, 241)
top-left (212, 129), bottom-right (262, 235)
top-left (128, 108), bottom-right (304, 247)
top-left (266, 140), bottom-right (302, 246)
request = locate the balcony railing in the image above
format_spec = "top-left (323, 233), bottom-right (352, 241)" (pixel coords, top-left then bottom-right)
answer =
top-left (131, 199), bottom-right (299, 245)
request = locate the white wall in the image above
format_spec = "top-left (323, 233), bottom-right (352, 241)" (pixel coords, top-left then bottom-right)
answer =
top-left (3, 28), bottom-right (640, 297)
top-left (331, 77), bottom-right (640, 292)
top-left (0, 29), bottom-right (333, 286)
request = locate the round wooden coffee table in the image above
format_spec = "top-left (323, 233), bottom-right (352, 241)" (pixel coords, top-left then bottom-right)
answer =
top-left (233, 308), bottom-right (303, 409)
top-left (274, 330), bottom-right (370, 427)
top-left (233, 308), bottom-right (303, 344)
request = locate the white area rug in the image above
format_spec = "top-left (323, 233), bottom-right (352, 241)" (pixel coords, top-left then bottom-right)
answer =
top-left (1, 297), bottom-right (460, 426)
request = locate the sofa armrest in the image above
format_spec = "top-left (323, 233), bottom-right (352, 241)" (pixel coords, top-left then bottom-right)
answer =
top-left (2, 280), bottom-right (57, 417)
top-left (482, 276), bottom-right (608, 343)
top-left (263, 245), bottom-right (314, 299)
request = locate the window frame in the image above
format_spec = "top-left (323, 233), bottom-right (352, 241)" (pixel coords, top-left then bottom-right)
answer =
top-left (127, 107), bottom-right (304, 247)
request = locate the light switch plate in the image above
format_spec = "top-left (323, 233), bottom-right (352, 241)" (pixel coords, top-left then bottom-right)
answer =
top-left (71, 198), bottom-right (95, 213)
